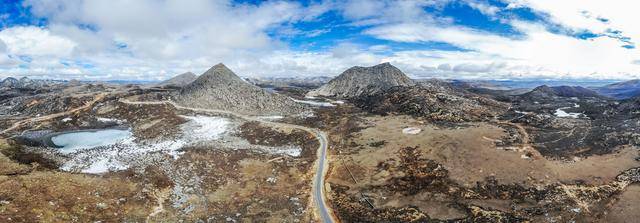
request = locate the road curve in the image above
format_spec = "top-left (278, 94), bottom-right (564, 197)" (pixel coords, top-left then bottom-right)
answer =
top-left (120, 99), bottom-right (336, 223)
top-left (1, 93), bottom-right (107, 136)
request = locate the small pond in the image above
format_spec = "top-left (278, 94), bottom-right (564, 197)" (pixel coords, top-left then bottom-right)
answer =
top-left (49, 129), bottom-right (132, 153)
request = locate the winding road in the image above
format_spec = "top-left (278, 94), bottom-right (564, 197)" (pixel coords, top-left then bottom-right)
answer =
top-left (1, 93), bottom-right (107, 136)
top-left (120, 99), bottom-right (336, 223)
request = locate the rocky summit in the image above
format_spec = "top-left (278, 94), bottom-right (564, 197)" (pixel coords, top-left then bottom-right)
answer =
top-left (176, 63), bottom-right (308, 116)
top-left (158, 72), bottom-right (198, 88)
top-left (307, 62), bottom-right (414, 99)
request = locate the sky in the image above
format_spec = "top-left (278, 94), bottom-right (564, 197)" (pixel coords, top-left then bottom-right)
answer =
top-left (0, 0), bottom-right (640, 81)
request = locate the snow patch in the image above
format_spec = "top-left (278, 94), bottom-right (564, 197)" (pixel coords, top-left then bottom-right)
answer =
top-left (257, 115), bottom-right (284, 121)
top-left (554, 108), bottom-right (584, 118)
top-left (96, 117), bottom-right (125, 124)
top-left (59, 115), bottom-right (229, 174)
top-left (180, 115), bottom-right (229, 142)
top-left (293, 99), bottom-right (335, 107)
top-left (402, 127), bottom-right (422, 135)
top-left (81, 158), bottom-right (129, 174)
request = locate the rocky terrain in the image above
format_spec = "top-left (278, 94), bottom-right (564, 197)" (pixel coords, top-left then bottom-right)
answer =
top-left (0, 78), bottom-right (320, 222)
top-left (1, 68), bottom-right (640, 223)
top-left (176, 63), bottom-right (309, 116)
top-left (157, 72), bottom-right (198, 88)
top-left (307, 62), bottom-right (414, 99)
top-left (353, 80), bottom-right (509, 122)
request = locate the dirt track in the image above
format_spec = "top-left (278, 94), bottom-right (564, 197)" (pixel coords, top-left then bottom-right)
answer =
top-left (0, 93), bottom-right (107, 136)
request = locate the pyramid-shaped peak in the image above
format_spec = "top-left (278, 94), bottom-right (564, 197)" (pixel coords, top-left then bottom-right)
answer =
top-left (177, 63), bottom-right (308, 115)
top-left (209, 63), bottom-right (231, 72)
top-left (307, 62), bottom-right (413, 98)
top-left (201, 63), bottom-right (241, 80)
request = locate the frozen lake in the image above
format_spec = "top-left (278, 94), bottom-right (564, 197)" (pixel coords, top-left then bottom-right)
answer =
top-left (50, 129), bottom-right (132, 153)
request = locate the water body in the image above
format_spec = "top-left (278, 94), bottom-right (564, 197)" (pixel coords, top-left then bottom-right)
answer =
top-left (50, 129), bottom-right (132, 153)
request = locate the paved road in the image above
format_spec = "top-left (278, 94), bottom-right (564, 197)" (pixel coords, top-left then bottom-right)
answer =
top-left (312, 130), bottom-right (334, 223)
top-left (121, 99), bottom-right (336, 223)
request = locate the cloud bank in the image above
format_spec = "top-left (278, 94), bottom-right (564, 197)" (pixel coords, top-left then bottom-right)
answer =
top-left (0, 0), bottom-right (638, 80)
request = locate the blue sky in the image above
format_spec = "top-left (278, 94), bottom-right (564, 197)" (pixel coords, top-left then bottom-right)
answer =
top-left (0, 0), bottom-right (639, 80)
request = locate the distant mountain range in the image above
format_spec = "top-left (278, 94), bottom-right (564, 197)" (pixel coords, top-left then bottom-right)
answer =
top-left (591, 79), bottom-right (640, 99)
top-left (1, 77), bottom-right (66, 89)
top-left (514, 85), bottom-right (606, 103)
top-left (246, 76), bottom-right (332, 89)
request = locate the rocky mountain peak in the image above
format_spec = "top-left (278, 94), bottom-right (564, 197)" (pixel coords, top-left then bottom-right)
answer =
top-left (177, 63), bottom-right (308, 116)
top-left (307, 62), bottom-right (414, 99)
top-left (198, 63), bottom-right (242, 83)
top-left (159, 72), bottom-right (198, 88)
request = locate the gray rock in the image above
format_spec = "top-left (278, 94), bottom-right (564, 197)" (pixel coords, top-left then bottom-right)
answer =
top-left (158, 72), bottom-right (198, 88)
top-left (176, 63), bottom-right (308, 116)
top-left (307, 62), bottom-right (414, 99)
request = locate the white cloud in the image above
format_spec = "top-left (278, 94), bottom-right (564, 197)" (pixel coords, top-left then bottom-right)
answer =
top-left (501, 0), bottom-right (631, 36)
top-left (468, 1), bottom-right (501, 16)
top-left (0, 0), bottom-right (314, 79)
top-left (0, 39), bottom-right (6, 53)
top-left (1, 0), bottom-right (640, 80)
top-left (0, 26), bottom-right (77, 57)
top-left (365, 20), bottom-right (640, 79)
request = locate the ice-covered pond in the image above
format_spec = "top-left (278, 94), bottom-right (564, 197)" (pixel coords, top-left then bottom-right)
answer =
top-left (50, 129), bottom-right (132, 154)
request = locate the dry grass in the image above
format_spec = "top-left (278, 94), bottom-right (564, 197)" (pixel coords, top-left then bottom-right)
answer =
top-left (0, 171), bottom-right (151, 222)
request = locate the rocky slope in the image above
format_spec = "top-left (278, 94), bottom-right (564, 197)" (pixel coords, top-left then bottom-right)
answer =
top-left (354, 82), bottom-right (508, 122)
top-left (158, 72), bottom-right (198, 88)
top-left (176, 63), bottom-right (308, 115)
top-left (307, 62), bottom-right (414, 99)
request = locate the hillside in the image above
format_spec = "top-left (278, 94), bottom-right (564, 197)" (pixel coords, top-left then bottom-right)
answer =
top-left (176, 63), bottom-right (308, 115)
top-left (307, 62), bottom-right (414, 99)
top-left (159, 72), bottom-right (198, 88)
